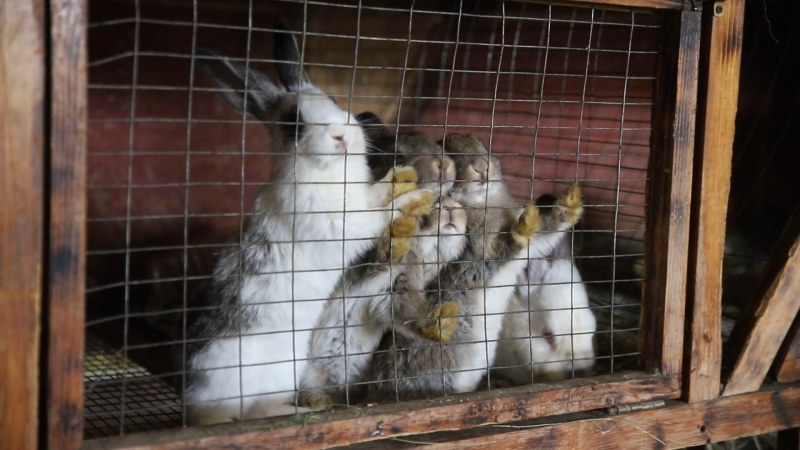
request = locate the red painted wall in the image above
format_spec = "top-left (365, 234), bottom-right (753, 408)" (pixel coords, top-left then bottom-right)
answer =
top-left (86, 1), bottom-right (658, 309)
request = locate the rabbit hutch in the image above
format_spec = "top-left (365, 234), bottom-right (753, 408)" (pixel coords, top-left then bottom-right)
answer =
top-left (3, 0), bottom-right (800, 447)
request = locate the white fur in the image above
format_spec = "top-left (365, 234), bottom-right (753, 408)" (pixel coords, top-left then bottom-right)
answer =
top-left (493, 257), bottom-right (597, 385)
top-left (186, 86), bottom-right (430, 425)
top-left (443, 176), bottom-right (581, 393)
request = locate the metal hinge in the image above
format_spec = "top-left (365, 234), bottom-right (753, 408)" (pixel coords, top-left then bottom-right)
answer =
top-left (605, 399), bottom-right (666, 415)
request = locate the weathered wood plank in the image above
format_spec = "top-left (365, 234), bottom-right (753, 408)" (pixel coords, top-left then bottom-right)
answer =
top-left (641, 9), bottom-right (700, 376)
top-left (46, 0), bottom-right (88, 449)
top-left (365, 384), bottom-right (800, 450)
top-left (82, 373), bottom-right (680, 450)
top-left (0, 0), bottom-right (45, 449)
top-left (684, 0), bottom-right (744, 403)
top-left (723, 235), bottom-right (800, 397)
top-left (774, 317), bottom-right (800, 383)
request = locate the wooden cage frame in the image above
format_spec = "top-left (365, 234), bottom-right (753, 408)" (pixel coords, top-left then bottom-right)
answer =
top-left (2, 0), bottom-right (799, 448)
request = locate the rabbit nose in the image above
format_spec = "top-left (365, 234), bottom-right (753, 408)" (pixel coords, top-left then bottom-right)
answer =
top-left (332, 134), bottom-right (347, 150)
top-left (443, 164), bottom-right (456, 181)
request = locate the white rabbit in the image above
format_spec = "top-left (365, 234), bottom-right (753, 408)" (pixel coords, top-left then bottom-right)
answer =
top-left (493, 219), bottom-right (597, 385)
top-left (184, 24), bottom-right (434, 425)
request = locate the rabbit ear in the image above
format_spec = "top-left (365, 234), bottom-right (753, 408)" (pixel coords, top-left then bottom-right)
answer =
top-left (273, 23), bottom-right (310, 90)
top-left (354, 111), bottom-right (384, 127)
top-left (196, 47), bottom-right (279, 121)
top-left (356, 112), bottom-right (392, 144)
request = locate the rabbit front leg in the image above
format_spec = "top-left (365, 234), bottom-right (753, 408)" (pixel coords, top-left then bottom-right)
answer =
top-left (368, 166), bottom-right (421, 208)
top-left (300, 216), bottom-right (418, 410)
top-left (527, 184), bottom-right (584, 259)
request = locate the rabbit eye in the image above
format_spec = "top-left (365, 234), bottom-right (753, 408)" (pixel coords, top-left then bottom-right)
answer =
top-left (279, 109), bottom-right (305, 142)
top-left (418, 214), bottom-right (432, 230)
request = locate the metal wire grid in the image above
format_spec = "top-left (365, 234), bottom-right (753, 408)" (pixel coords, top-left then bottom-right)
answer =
top-left (84, 0), bottom-right (659, 438)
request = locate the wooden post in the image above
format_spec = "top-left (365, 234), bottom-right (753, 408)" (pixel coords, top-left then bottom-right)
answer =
top-left (642, 9), bottom-right (700, 376)
top-left (723, 235), bottom-right (800, 397)
top-left (684, 0), bottom-right (744, 402)
top-left (0, 0), bottom-right (46, 448)
top-left (45, 0), bottom-right (88, 449)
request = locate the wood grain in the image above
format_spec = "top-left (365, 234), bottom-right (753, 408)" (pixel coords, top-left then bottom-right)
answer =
top-left (363, 384), bottom-right (800, 450)
top-left (723, 235), bottom-right (800, 397)
top-left (774, 317), bottom-right (800, 383)
top-left (82, 373), bottom-right (680, 450)
top-left (45, 0), bottom-right (88, 449)
top-left (641, 10), bottom-right (700, 376)
top-left (0, 0), bottom-right (45, 449)
top-left (684, 0), bottom-right (744, 403)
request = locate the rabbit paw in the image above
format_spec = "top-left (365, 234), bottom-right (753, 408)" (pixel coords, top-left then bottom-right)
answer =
top-left (513, 204), bottom-right (541, 245)
top-left (556, 183), bottom-right (584, 226)
top-left (389, 216), bottom-right (417, 262)
top-left (489, 376), bottom-right (517, 390)
top-left (300, 389), bottom-right (334, 411)
top-left (420, 302), bottom-right (459, 344)
top-left (390, 166), bottom-right (419, 199)
top-left (399, 190), bottom-right (435, 218)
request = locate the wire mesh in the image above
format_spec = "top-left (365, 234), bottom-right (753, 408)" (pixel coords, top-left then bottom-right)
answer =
top-left (85, 0), bottom-right (660, 438)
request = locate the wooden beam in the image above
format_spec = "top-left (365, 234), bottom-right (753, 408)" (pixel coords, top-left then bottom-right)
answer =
top-left (683, 0), bottom-right (744, 403)
top-left (82, 373), bottom-right (680, 450)
top-left (774, 317), bottom-right (800, 383)
top-left (723, 235), bottom-right (800, 397)
top-left (45, 0), bottom-right (88, 449)
top-left (357, 384), bottom-right (800, 450)
top-left (642, 9), bottom-right (700, 376)
top-left (0, 1), bottom-right (46, 449)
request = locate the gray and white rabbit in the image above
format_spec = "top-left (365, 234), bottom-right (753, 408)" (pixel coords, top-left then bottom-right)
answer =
top-left (184, 24), bottom-right (434, 425)
top-left (357, 111), bottom-right (456, 198)
top-left (494, 195), bottom-right (596, 385)
top-left (364, 135), bottom-right (584, 401)
top-left (300, 196), bottom-right (468, 409)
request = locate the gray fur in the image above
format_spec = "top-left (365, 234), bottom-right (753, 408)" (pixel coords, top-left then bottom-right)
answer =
top-left (301, 198), bottom-right (467, 408)
top-left (365, 134), bottom-right (582, 401)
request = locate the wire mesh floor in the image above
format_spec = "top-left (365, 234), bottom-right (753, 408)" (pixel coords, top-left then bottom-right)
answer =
top-left (84, 335), bottom-right (182, 439)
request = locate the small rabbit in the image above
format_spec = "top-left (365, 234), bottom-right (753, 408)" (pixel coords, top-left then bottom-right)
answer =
top-left (184, 24), bottom-right (435, 425)
top-left (300, 196), bottom-right (468, 409)
top-left (364, 135), bottom-right (584, 401)
top-left (356, 112), bottom-right (456, 198)
top-left (493, 205), bottom-right (597, 385)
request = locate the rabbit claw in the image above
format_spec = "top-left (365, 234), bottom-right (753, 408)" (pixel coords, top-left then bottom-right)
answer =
top-left (300, 389), bottom-right (334, 411)
top-left (557, 183), bottom-right (584, 225)
top-left (399, 190), bottom-right (435, 218)
top-left (389, 216), bottom-right (417, 262)
top-left (390, 166), bottom-right (419, 199)
top-left (420, 302), bottom-right (459, 344)
top-left (513, 204), bottom-right (541, 245)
